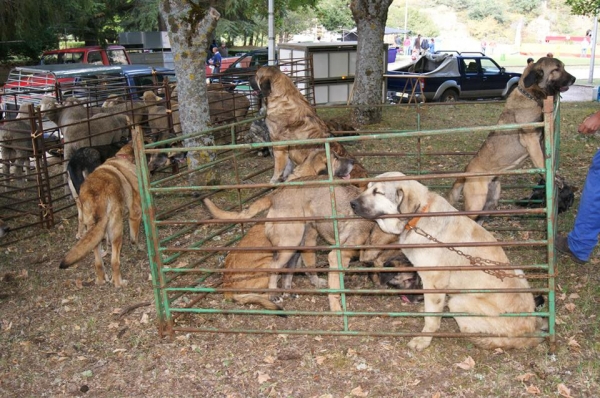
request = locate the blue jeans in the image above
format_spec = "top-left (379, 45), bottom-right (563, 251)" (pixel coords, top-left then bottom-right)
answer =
top-left (568, 148), bottom-right (600, 261)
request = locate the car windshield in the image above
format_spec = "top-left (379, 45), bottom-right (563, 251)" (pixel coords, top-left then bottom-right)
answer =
top-left (107, 49), bottom-right (129, 65)
top-left (41, 52), bottom-right (85, 65)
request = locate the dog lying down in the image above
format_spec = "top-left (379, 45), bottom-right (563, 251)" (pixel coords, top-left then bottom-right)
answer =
top-left (351, 172), bottom-right (547, 350)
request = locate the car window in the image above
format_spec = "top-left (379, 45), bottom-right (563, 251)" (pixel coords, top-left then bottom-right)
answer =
top-left (41, 54), bottom-right (58, 65)
top-left (107, 49), bottom-right (129, 65)
top-left (88, 51), bottom-right (103, 65)
top-left (252, 53), bottom-right (268, 66)
top-left (232, 54), bottom-right (252, 68)
top-left (480, 58), bottom-right (500, 74)
top-left (65, 52), bottom-right (85, 64)
top-left (463, 59), bottom-right (479, 74)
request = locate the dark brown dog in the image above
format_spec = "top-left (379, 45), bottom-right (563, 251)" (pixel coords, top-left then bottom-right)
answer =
top-left (449, 57), bottom-right (576, 222)
top-left (250, 66), bottom-right (368, 187)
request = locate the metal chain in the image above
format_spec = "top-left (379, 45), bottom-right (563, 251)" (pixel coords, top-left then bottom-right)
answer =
top-left (406, 225), bottom-right (552, 280)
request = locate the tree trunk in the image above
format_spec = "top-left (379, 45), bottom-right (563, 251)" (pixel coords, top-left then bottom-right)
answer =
top-left (159, 1), bottom-right (218, 186)
top-left (350, 0), bottom-right (393, 126)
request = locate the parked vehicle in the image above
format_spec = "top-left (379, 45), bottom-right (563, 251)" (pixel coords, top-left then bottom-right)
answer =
top-left (205, 55), bottom-right (240, 77)
top-left (1, 64), bottom-right (175, 119)
top-left (218, 49), bottom-right (271, 84)
top-left (386, 51), bottom-right (521, 102)
top-left (40, 45), bottom-right (131, 66)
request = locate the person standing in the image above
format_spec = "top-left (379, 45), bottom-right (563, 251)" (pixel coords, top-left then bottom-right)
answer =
top-left (403, 36), bottom-right (411, 55)
top-left (480, 38), bottom-right (487, 55)
top-left (581, 36), bottom-right (590, 57)
top-left (218, 42), bottom-right (229, 57)
top-left (209, 46), bottom-right (222, 74)
top-left (556, 111), bottom-right (600, 264)
top-left (429, 38), bottom-right (436, 54)
top-left (413, 34), bottom-right (422, 56)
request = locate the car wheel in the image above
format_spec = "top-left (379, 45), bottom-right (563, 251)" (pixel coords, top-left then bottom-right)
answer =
top-left (439, 89), bottom-right (459, 102)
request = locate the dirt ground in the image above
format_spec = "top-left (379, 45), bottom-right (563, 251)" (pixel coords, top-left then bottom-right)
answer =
top-left (1, 101), bottom-right (600, 398)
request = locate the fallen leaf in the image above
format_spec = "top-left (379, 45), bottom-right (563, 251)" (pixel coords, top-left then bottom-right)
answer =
top-left (263, 355), bottom-right (275, 364)
top-left (315, 356), bottom-right (326, 365)
top-left (314, 336), bottom-right (323, 342)
top-left (526, 384), bottom-right (541, 394)
top-left (454, 356), bottom-right (475, 370)
top-left (557, 383), bottom-right (573, 398)
top-left (350, 386), bottom-right (368, 397)
top-left (567, 337), bottom-right (581, 350)
top-left (108, 322), bottom-right (119, 329)
top-left (493, 348), bottom-right (504, 355)
top-left (112, 308), bottom-right (122, 315)
top-left (516, 373), bottom-right (536, 382)
top-left (409, 379), bottom-right (421, 386)
top-left (557, 293), bottom-right (567, 301)
top-left (112, 348), bottom-right (127, 353)
top-left (140, 313), bottom-right (149, 324)
top-left (256, 372), bottom-right (271, 384)
top-left (75, 279), bottom-right (83, 289)
top-left (346, 348), bottom-right (357, 357)
top-left (564, 303), bottom-right (576, 312)
top-left (432, 393), bottom-right (441, 398)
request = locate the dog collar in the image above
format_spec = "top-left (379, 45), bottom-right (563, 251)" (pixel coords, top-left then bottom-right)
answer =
top-left (404, 201), bottom-right (431, 231)
top-left (517, 85), bottom-right (543, 106)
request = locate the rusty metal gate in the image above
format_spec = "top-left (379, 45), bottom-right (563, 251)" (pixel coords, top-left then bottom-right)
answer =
top-left (133, 94), bottom-right (558, 350)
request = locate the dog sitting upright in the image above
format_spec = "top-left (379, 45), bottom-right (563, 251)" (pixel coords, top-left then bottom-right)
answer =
top-left (60, 144), bottom-right (142, 288)
top-left (448, 57), bottom-right (576, 223)
top-left (250, 66), bottom-right (368, 187)
top-left (351, 172), bottom-right (546, 351)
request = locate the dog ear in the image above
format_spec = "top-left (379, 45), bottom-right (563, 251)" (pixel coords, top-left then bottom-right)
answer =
top-left (260, 77), bottom-right (272, 98)
top-left (523, 64), bottom-right (542, 88)
top-left (395, 185), bottom-right (421, 214)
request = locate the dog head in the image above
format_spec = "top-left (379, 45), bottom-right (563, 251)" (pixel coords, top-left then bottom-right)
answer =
top-left (148, 150), bottom-right (187, 174)
top-left (522, 57), bottom-right (576, 97)
top-left (114, 143), bottom-right (135, 164)
top-left (250, 66), bottom-right (298, 102)
top-left (379, 255), bottom-right (423, 303)
top-left (351, 172), bottom-right (430, 235)
top-left (288, 150), bottom-right (354, 181)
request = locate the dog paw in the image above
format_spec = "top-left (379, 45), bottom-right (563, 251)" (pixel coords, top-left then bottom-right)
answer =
top-left (270, 294), bottom-right (284, 304)
top-left (407, 337), bottom-right (432, 351)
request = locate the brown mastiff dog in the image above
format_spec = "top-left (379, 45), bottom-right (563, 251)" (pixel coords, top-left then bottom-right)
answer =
top-left (351, 172), bottom-right (547, 351)
top-left (60, 144), bottom-right (142, 288)
top-left (449, 57), bottom-right (576, 222)
top-left (250, 66), bottom-right (368, 187)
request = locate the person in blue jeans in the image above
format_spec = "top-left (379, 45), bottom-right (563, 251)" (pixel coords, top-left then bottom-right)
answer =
top-left (556, 110), bottom-right (600, 264)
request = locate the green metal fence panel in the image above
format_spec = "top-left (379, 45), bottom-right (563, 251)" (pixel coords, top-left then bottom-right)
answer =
top-left (133, 96), bottom-right (558, 351)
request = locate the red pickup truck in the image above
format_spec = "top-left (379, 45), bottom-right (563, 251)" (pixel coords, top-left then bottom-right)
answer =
top-left (40, 45), bottom-right (131, 66)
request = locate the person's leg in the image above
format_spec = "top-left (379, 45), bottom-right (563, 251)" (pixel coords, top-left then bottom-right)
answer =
top-left (568, 148), bottom-right (600, 261)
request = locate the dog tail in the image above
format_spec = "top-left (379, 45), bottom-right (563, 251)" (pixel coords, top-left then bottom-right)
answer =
top-left (203, 196), bottom-right (272, 220)
top-left (60, 212), bottom-right (108, 269)
top-left (448, 177), bottom-right (465, 205)
top-left (232, 294), bottom-right (284, 311)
